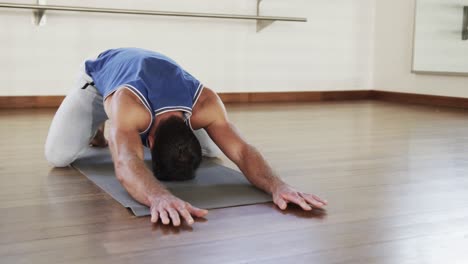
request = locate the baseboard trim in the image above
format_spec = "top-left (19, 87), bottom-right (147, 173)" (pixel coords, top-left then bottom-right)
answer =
top-left (0, 96), bottom-right (65, 109)
top-left (218, 90), bottom-right (371, 103)
top-left (1, 90), bottom-right (468, 109)
top-left (371, 90), bottom-right (468, 109)
top-left (0, 90), bottom-right (370, 109)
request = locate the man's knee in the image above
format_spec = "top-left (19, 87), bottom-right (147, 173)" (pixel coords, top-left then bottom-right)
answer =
top-left (44, 144), bottom-right (74, 167)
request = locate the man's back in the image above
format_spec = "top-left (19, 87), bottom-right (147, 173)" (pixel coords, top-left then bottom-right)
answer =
top-left (85, 47), bottom-right (204, 147)
top-left (85, 48), bottom-right (202, 111)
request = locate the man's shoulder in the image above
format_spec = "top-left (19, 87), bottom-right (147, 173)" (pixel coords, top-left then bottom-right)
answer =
top-left (104, 87), bottom-right (153, 132)
top-left (197, 87), bottom-right (219, 103)
top-left (191, 87), bottom-right (227, 129)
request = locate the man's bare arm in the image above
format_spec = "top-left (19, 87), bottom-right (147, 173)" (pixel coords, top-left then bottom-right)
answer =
top-left (196, 89), bottom-right (327, 210)
top-left (106, 89), bottom-right (207, 225)
top-left (207, 121), bottom-right (281, 194)
top-left (108, 126), bottom-right (168, 205)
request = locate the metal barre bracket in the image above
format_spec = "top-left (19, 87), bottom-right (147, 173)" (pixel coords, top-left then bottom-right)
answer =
top-left (256, 0), bottom-right (274, 32)
top-left (463, 6), bottom-right (468, 40)
top-left (33, 0), bottom-right (46, 26)
top-left (0, 1), bottom-right (307, 32)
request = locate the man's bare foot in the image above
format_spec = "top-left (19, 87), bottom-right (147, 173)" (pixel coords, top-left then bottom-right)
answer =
top-left (90, 133), bottom-right (108, 147)
top-left (90, 123), bottom-right (108, 148)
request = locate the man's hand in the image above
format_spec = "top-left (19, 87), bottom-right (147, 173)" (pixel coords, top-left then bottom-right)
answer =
top-left (272, 183), bottom-right (328, 211)
top-left (149, 193), bottom-right (208, 226)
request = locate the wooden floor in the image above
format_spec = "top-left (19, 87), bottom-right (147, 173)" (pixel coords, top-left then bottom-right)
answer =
top-left (1, 100), bottom-right (468, 264)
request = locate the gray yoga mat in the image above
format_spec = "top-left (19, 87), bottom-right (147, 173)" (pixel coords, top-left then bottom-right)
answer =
top-left (72, 148), bottom-right (272, 217)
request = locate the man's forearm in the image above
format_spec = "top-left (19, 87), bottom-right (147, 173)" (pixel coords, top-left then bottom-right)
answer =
top-left (115, 156), bottom-right (170, 206)
top-left (236, 145), bottom-right (285, 194)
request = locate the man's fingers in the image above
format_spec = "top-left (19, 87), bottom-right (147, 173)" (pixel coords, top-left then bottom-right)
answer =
top-left (188, 205), bottom-right (208, 218)
top-left (159, 209), bottom-right (170, 225)
top-left (152, 201), bottom-right (206, 226)
top-left (300, 193), bottom-right (326, 208)
top-left (311, 194), bottom-right (328, 205)
top-left (151, 207), bottom-right (159, 223)
top-left (167, 208), bottom-right (181, 226)
top-left (177, 207), bottom-right (194, 225)
top-left (301, 193), bottom-right (328, 208)
top-left (274, 196), bottom-right (288, 210)
top-left (282, 193), bottom-right (312, 211)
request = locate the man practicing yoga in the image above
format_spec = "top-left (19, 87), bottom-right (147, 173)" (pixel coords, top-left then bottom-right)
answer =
top-left (45, 47), bottom-right (327, 226)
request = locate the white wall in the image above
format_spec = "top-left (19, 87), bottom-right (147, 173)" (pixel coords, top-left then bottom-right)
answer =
top-left (373, 0), bottom-right (468, 98)
top-left (0, 0), bottom-right (375, 96)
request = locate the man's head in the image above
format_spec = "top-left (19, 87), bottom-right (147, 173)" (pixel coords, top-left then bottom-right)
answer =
top-left (151, 115), bottom-right (202, 181)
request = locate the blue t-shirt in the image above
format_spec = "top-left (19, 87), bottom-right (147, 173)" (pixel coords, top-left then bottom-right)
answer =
top-left (84, 48), bottom-right (203, 147)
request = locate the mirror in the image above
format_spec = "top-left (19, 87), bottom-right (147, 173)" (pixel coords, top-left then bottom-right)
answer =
top-left (412, 0), bottom-right (468, 75)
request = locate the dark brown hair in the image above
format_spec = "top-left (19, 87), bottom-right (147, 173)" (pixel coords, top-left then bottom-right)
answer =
top-left (151, 116), bottom-right (202, 181)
